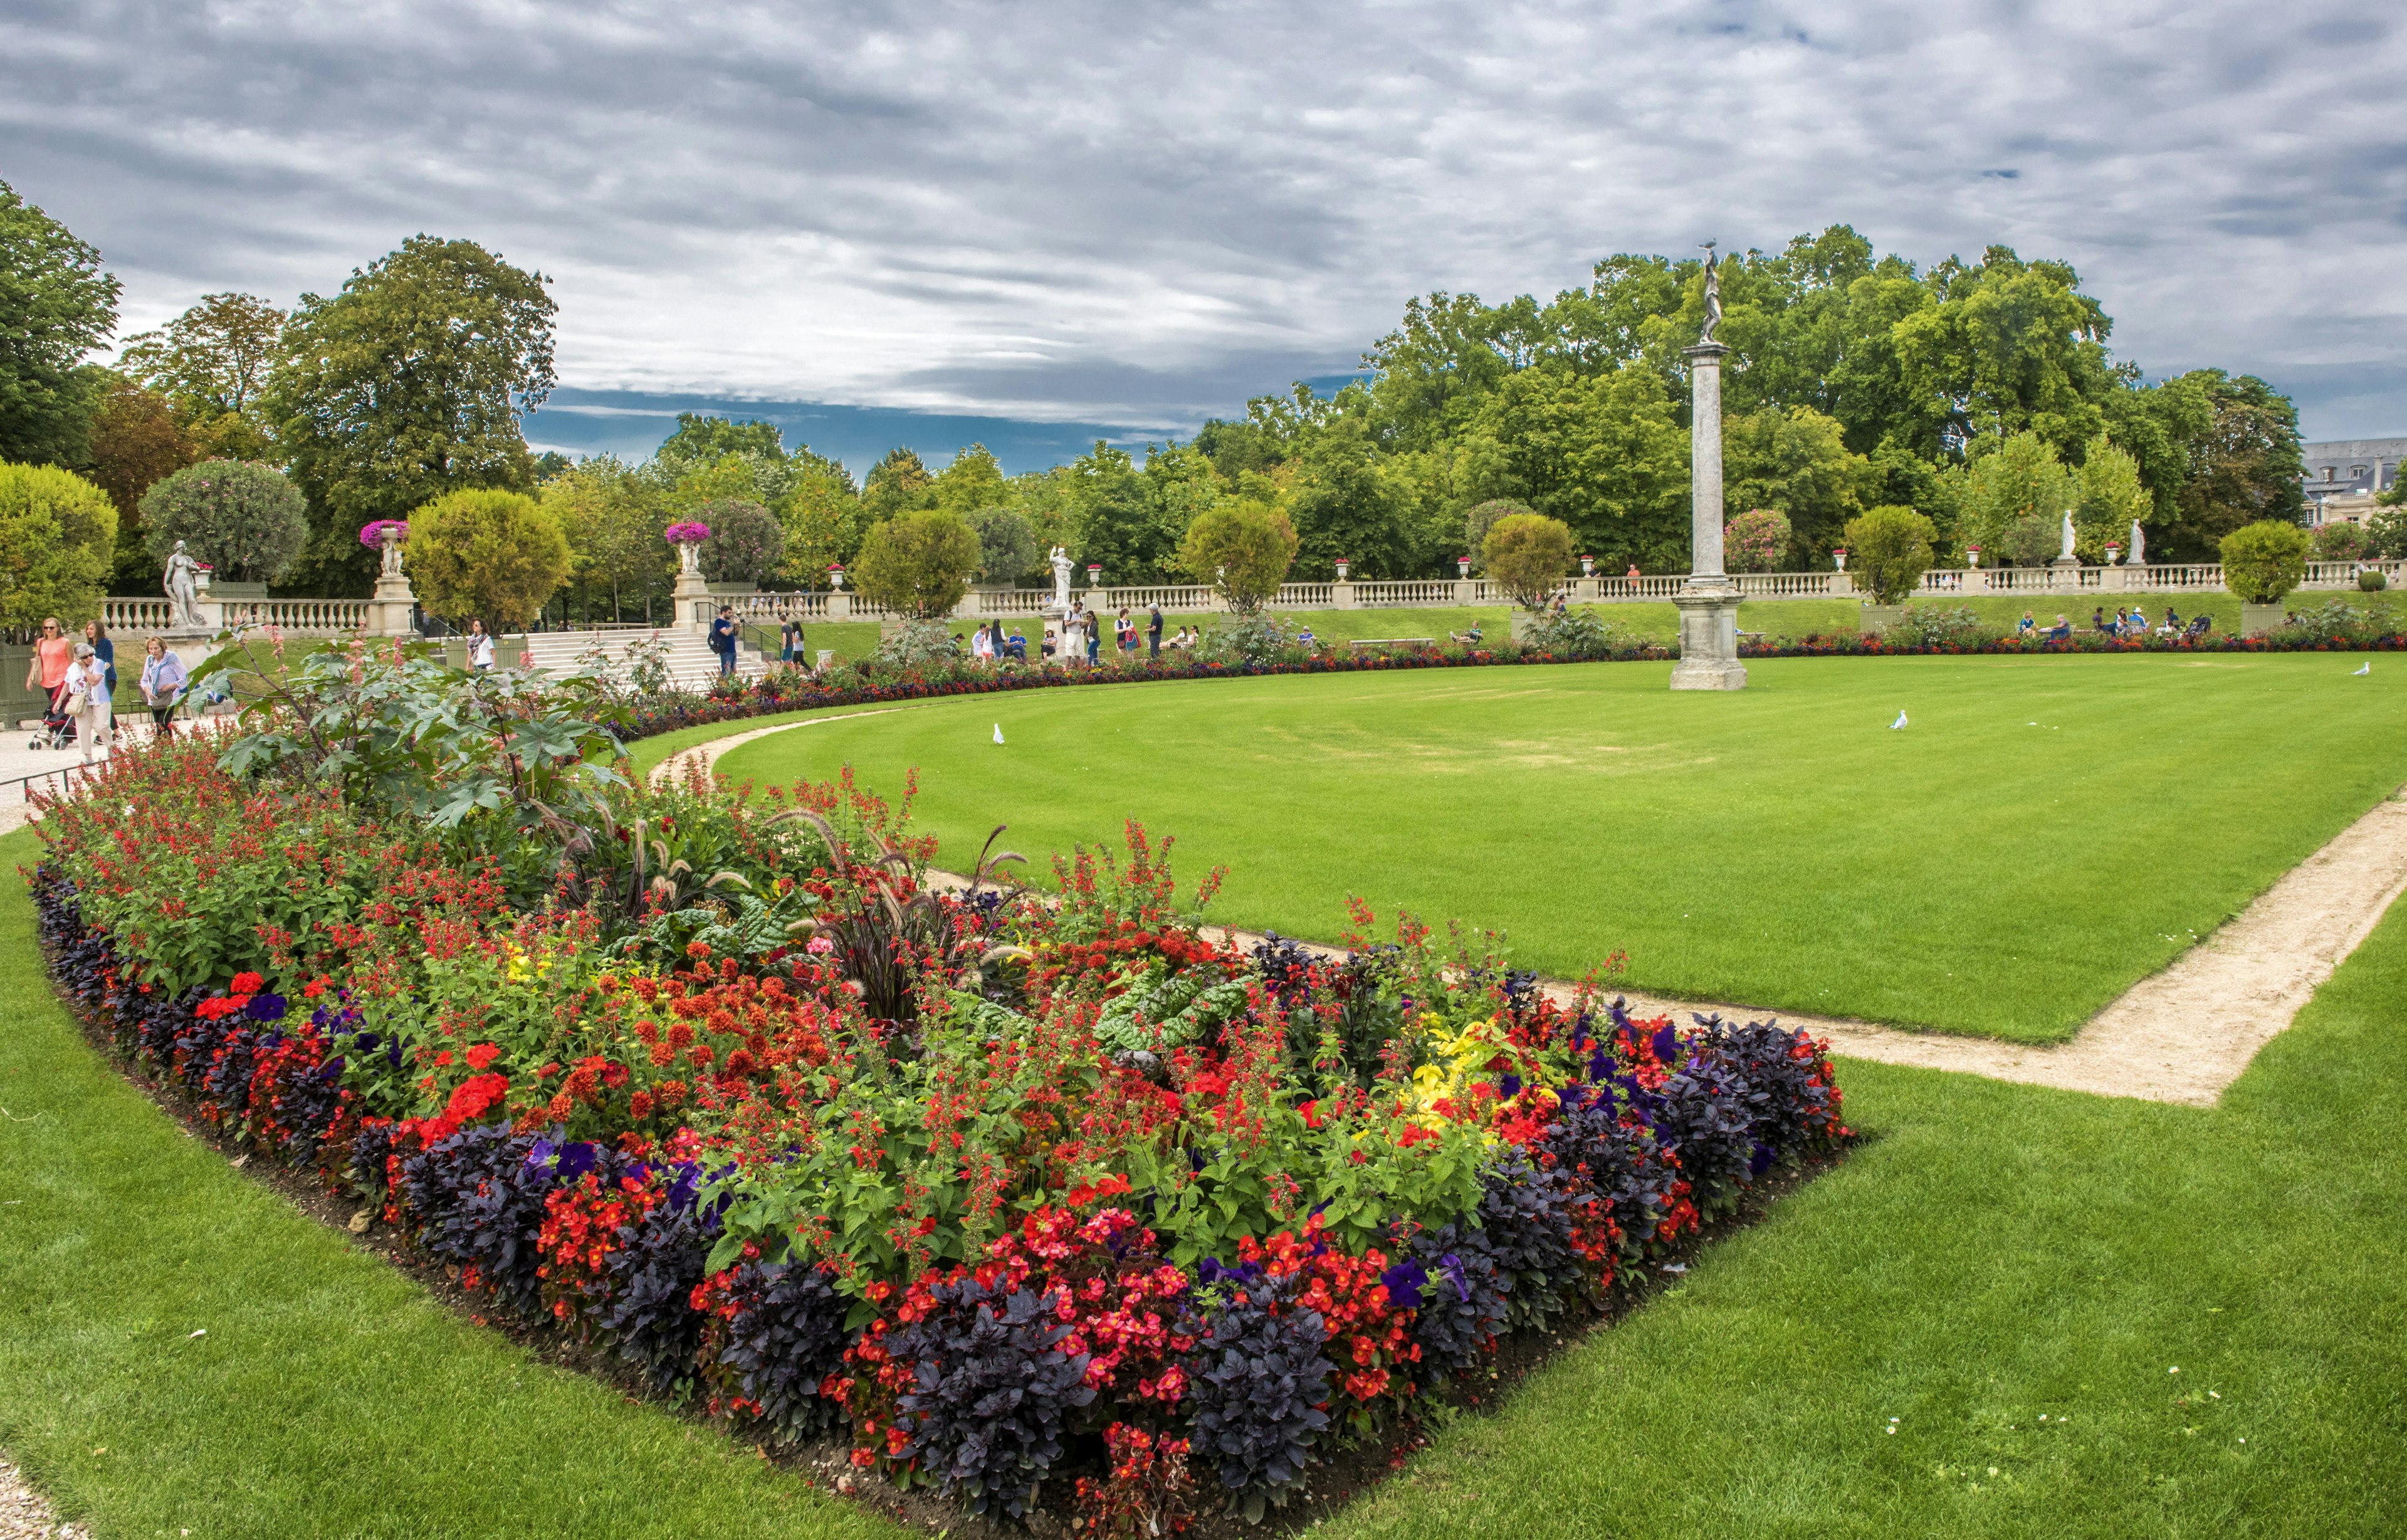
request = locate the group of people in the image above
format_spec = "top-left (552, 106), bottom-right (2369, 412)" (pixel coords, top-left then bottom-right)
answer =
top-left (2013, 606), bottom-right (2211, 642)
top-left (21, 617), bottom-right (191, 765)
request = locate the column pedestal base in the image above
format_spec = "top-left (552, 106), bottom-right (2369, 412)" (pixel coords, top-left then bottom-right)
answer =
top-left (1669, 582), bottom-right (1748, 691)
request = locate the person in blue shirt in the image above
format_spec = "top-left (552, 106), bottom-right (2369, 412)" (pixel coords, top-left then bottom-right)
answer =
top-left (711, 607), bottom-right (739, 676)
top-left (84, 619), bottom-right (116, 699)
top-left (2017, 610), bottom-right (2035, 637)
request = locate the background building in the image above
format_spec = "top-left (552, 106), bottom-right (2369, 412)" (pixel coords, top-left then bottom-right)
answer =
top-left (2302, 437), bottom-right (2403, 525)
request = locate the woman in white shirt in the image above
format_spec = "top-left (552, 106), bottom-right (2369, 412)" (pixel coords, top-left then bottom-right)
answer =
top-left (66, 642), bottom-right (112, 764)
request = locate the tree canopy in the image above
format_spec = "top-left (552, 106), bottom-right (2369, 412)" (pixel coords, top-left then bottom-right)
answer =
top-left (0, 460), bottom-right (118, 627)
top-left (0, 181), bottom-right (120, 466)
top-left (270, 236), bottom-right (556, 595)
top-left (404, 486), bottom-right (572, 628)
top-left (119, 291), bottom-right (287, 459)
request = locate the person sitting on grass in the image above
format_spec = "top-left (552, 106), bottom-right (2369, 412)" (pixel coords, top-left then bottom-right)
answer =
top-left (1450, 621), bottom-right (1484, 645)
top-left (2091, 606), bottom-right (2107, 634)
top-left (2130, 604), bottom-right (2148, 634)
top-left (2164, 605), bottom-right (2181, 634)
top-left (2018, 610), bottom-right (2035, 636)
top-left (2047, 614), bottom-right (2072, 641)
top-left (1007, 630), bottom-right (1027, 661)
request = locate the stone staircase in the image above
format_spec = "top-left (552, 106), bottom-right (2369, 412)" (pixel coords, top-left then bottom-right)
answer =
top-left (510, 627), bottom-right (770, 693)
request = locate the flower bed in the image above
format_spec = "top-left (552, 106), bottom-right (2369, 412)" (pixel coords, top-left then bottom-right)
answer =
top-left (27, 706), bottom-right (1852, 1532)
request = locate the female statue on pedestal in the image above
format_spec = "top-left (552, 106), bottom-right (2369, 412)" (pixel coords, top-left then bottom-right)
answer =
top-left (1049, 545), bottom-right (1074, 610)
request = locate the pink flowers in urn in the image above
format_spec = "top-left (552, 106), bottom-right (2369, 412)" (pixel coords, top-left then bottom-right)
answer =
top-left (664, 521), bottom-right (713, 545)
top-left (358, 520), bottom-right (409, 548)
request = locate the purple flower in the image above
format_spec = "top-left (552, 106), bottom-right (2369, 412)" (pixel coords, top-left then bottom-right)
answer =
top-left (243, 992), bottom-right (288, 1022)
top-left (664, 521), bottom-right (713, 544)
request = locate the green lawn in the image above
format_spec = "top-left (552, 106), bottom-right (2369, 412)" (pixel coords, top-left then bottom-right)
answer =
top-left (716, 653), bottom-right (2407, 1039)
top-left (6, 806), bottom-right (2401, 1537)
top-left (1330, 893), bottom-right (2407, 1540)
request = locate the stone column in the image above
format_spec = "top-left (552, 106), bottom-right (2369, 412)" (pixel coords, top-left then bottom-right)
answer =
top-left (1669, 342), bottom-right (1747, 691)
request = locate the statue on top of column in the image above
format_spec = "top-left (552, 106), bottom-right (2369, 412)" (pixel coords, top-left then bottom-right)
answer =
top-left (1697, 241), bottom-right (1724, 347)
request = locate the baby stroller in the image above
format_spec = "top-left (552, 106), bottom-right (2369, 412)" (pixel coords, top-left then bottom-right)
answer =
top-left (28, 689), bottom-right (76, 751)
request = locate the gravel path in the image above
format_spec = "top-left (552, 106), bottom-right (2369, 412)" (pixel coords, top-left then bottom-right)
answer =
top-left (0, 1452), bottom-right (84, 1540)
top-left (659, 716), bottom-right (2407, 1107)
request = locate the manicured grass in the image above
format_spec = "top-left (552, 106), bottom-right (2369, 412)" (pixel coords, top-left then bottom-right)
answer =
top-left (0, 828), bottom-right (901, 1540)
top-left (1329, 894), bottom-right (2407, 1540)
top-left (718, 653), bottom-right (2407, 1039)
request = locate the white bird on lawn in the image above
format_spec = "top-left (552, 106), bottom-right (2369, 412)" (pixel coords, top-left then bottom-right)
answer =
top-left (2352, 661), bottom-right (2371, 676)
top-left (1890, 709), bottom-right (1909, 730)
top-left (993, 723), bottom-right (1006, 744)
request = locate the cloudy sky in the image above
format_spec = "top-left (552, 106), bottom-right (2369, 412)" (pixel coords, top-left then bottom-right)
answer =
top-left (6, 0), bottom-right (2403, 471)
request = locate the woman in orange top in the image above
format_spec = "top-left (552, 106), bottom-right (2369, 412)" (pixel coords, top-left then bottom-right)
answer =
top-left (23, 616), bottom-right (73, 710)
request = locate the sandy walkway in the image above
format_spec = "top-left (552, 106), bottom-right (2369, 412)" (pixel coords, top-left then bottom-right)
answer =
top-left (661, 717), bottom-right (2407, 1107)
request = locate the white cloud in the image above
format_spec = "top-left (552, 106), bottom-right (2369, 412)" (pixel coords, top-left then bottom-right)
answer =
top-left (4, 0), bottom-right (2403, 436)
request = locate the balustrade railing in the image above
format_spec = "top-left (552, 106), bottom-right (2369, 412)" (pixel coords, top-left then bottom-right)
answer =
top-left (101, 598), bottom-right (177, 631)
top-left (1351, 580), bottom-right (1460, 607)
top-left (218, 598), bottom-right (371, 632)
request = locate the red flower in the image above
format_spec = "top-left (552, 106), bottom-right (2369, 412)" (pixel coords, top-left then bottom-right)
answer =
top-left (231, 971), bottom-right (265, 995)
top-left (463, 1042), bottom-right (501, 1071)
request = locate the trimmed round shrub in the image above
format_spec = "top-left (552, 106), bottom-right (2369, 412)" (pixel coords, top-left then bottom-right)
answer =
top-left (852, 508), bottom-right (981, 618)
top-left (693, 497), bottom-right (785, 585)
top-left (1481, 511), bottom-right (1575, 610)
top-left (1724, 508), bottom-right (1791, 573)
top-left (1842, 504), bottom-right (1938, 604)
top-left (1180, 500), bottom-right (1298, 612)
top-left (2219, 520), bottom-right (2312, 605)
top-left (139, 458), bottom-right (306, 584)
top-left (404, 487), bottom-right (573, 627)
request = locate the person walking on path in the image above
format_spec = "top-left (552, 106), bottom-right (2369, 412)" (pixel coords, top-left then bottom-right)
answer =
top-left (139, 637), bottom-right (186, 740)
top-left (1147, 604), bottom-right (1163, 657)
top-left (466, 619), bottom-right (496, 671)
top-left (84, 620), bottom-right (116, 699)
top-left (24, 617), bottom-right (72, 714)
top-left (710, 607), bottom-right (739, 676)
top-left (65, 642), bottom-right (112, 764)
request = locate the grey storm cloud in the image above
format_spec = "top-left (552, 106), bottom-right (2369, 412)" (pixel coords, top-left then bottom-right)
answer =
top-left (3, 0), bottom-right (2404, 437)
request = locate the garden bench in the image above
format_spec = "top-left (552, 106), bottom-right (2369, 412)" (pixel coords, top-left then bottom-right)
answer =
top-left (1348, 637), bottom-right (1436, 654)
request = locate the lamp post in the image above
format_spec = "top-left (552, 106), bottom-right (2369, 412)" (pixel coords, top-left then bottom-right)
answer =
top-left (1668, 241), bottom-right (1747, 691)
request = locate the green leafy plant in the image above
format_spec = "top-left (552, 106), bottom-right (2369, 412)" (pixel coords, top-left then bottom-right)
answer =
top-left (1842, 505), bottom-right (1938, 604)
top-left (1463, 500), bottom-right (1536, 572)
top-left (2219, 520), bottom-right (2312, 605)
top-left (965, 505), bottom-right (1039, 585)
top-left (1482, 512), bottom-right (1575, 609)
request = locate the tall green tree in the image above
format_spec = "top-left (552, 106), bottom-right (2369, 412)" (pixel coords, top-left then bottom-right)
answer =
top-left (932, 443), bottom-right (1007, 513)
top-left (1892, 248), bottom-right (2116, 462)
top-left (2166, 370), bottom-right (2305, 557)
top-left (0, 181), bottom-right (120, 466)
top-left (118, 292), bottom-right (286, 459)
top-left (270, 235), bottom-right (557, 596)
top-left (543, 456), bottom-right (672, 623)
top-left (1950, 432), bottom-right (2077, 563)
top-left (860, 446), bottom-right (936, 524)
top-left (1723, 406), bottom-right (1869, 565)
top-left (1474, 362), bottom-right (1689, 573)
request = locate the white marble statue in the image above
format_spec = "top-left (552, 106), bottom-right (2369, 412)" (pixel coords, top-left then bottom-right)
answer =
top-left (379, 525), bottom-right (406, 579)
top-left (163, 540), bottom-right (206, 629)
top-left (2058, 510), bottom-right (2078, 563)
top-left (1049, 545), bottom-right (1074, 610)
top-left (2128, 520), bottom-right (2146, 567)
